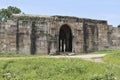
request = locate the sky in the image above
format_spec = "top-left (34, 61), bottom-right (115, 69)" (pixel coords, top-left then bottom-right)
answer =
top-left (0, 0), bottom-right (120, 26)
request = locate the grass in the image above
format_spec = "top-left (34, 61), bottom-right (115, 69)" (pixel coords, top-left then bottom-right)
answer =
top-left (0, 49), bottom-right (120, 80)
top-left (103, 50), bottom-right (120, 79)
top-left (103, 49), bottom-right (120, 63)
top-left (0, 53), bottom-right (47, 57)
top-left (0, 58), bottom-right (110, 80)
top-left (90, 49), bottom-right (120, 54)
top-left (0, 49), bottom-right (119, 57)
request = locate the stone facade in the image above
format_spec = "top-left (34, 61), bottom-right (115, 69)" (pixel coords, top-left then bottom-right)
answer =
top-left (0, 14), bottom-right (120, 54)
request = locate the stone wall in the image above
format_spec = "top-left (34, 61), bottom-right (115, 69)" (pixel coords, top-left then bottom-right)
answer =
top-left (0, 14), bottom-right (119, 54)
top-left (97, 24), bottom-right (109, 50)
top-left (109, 27), bottom-right (120, 49)
top-left (0, 20), bottom-right (16, 53)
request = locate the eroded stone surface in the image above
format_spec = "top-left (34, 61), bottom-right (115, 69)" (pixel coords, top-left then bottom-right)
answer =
top-left (0, 14), bottom-right (120, 54)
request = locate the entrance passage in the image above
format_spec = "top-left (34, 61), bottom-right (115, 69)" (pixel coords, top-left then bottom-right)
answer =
top-left (59, 24), bottom-right (72, 52)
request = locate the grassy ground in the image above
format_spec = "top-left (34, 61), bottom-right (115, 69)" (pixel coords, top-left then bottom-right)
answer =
top-left (0, 53), bottom-right (47, 57)
top-left (90, 49), bottom-right (120, 54)
top-left (0, 58), bottom-right (110, 80)
top-left (104, 50), bottom-right (120, 80)
top-left (0, 49), bottom-right (120, 80)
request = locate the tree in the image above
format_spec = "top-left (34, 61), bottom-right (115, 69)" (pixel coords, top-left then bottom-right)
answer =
top-left (118, 24), bottom-right (120, 28)
top-left (0, 6), bottom-right (21, 22)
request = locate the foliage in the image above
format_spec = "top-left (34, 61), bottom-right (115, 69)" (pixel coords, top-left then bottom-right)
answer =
top-left (90, 49), bottom-right (120, 54)
top-left (0, 6), bottom-right (21, 22)
top-left (0, 53), bottom-right (47, 57)
top-left (103, 50), bottom-right (120, 80)
top-left (90, 72), bottom-right (116, 80)
top-left (0, 58), bottom-right (108, 80)
top-left (0, 53), bottom-right (33, 58)
top-left (104, 50), bottom-right (120, 65)
top-left (0, 49), bottom-right (120, 79)
top-left (118, 24), bottom-right (120, 28)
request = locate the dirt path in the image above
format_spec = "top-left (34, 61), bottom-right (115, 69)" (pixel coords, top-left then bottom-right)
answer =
top-left (45, 54), bottom-right (106, 63)
top-left (0, 54), bottom-right (106, 63)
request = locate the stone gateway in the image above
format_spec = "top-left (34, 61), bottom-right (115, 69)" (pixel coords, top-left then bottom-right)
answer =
top-left (0, 14), bottom-right (120, 54)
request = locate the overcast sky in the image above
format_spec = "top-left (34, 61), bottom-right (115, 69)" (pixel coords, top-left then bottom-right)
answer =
top-left (0, 0), bottom-right (120, 26)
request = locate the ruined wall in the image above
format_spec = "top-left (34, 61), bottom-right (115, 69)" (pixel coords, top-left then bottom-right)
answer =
top-left (97, 23), bottom-right (109, 50)
top-left (17, 20), bottom-right (31, 54)
top-left (35, 20), bottom-right (50, 54)
top-left (0, 20), bottom-right (16, 53)
top-left (109, 27), bottom-right (120, 49)
top-left (50, 16), bottom-right (84, 53)
top-left (83, 23), bottom-right (98, 52)
top-left (0, 14), bottom-right (119, 54)
top-left (16, 18), bottom-right (51, 54)
top-left (13, 15), bottom-right (85, 54)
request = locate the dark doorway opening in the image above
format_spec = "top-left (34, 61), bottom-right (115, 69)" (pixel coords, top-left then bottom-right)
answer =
top-left (59, 24), bottom-right (72, 52)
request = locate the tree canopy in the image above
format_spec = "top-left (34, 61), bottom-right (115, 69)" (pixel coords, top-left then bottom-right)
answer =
top-left (0, 6), bottom-right (21, 22)
top-left (118, 24), bottom-right (120, 28)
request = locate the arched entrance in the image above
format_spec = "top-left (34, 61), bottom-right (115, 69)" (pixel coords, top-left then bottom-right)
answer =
top-left (59, 24), bottom-right (72, 52)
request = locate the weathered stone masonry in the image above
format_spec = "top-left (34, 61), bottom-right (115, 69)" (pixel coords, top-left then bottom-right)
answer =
top-left (0, 14), bottom-right (120, 54)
